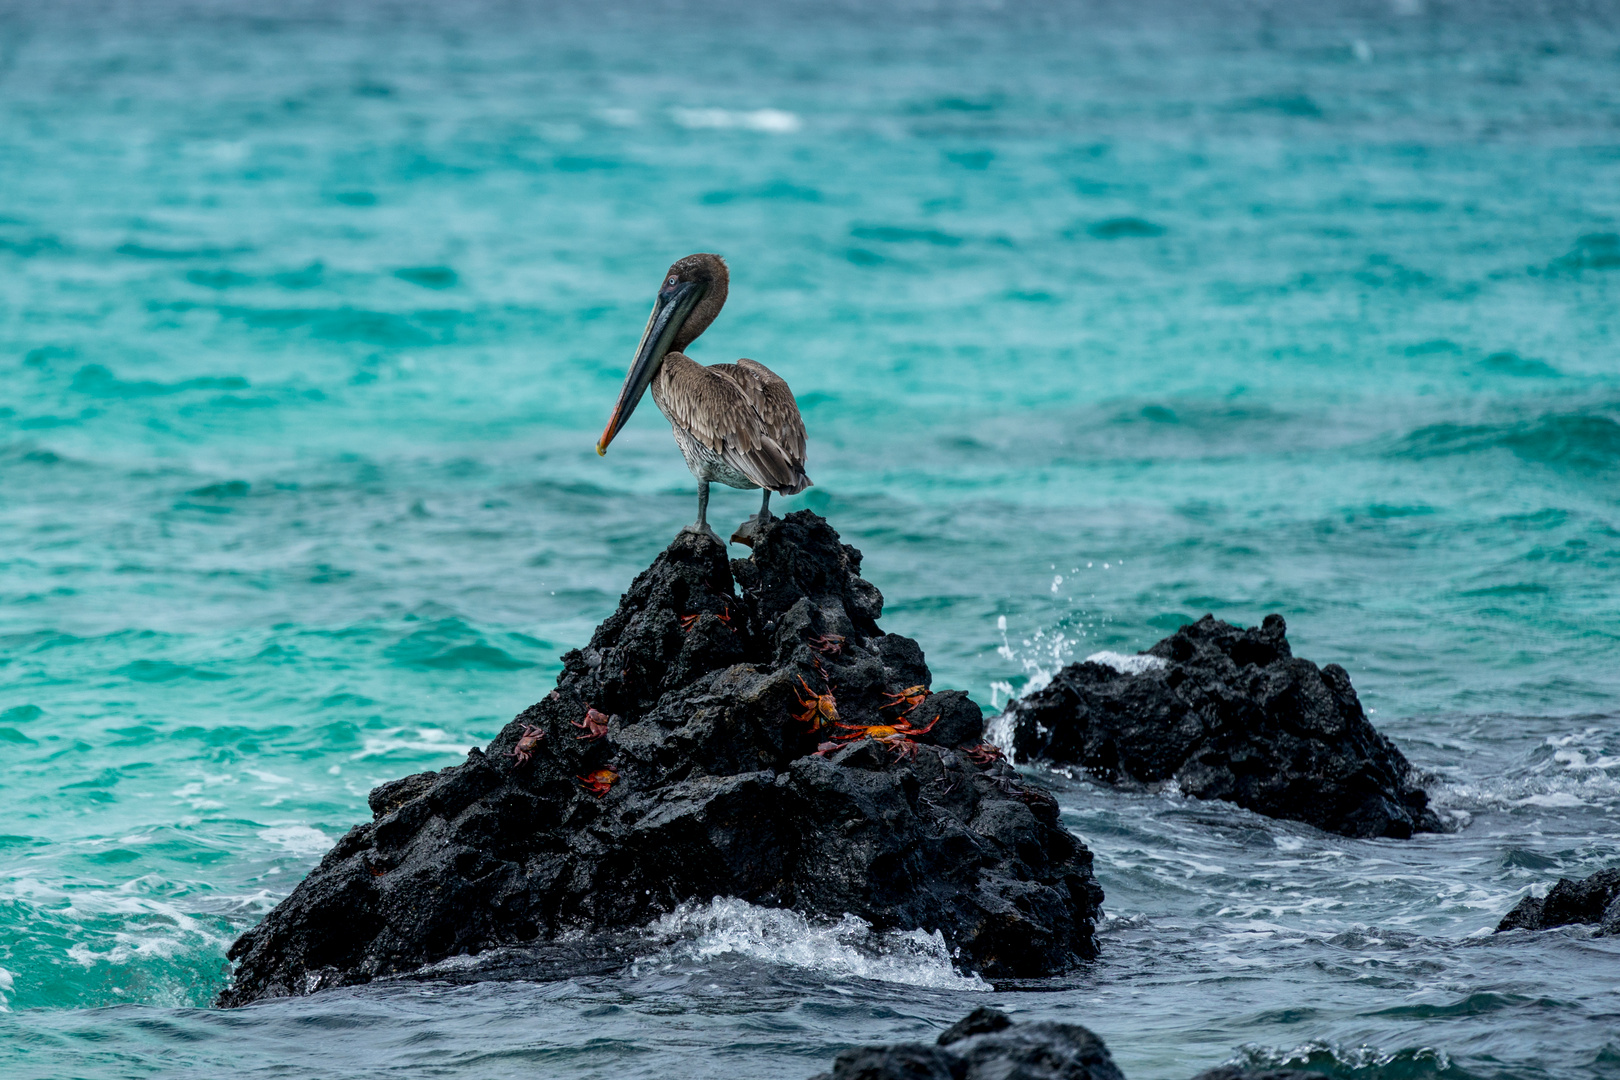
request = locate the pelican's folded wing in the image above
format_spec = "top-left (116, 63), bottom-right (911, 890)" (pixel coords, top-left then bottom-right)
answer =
top-left (656, 355), bottom-right (811, 494)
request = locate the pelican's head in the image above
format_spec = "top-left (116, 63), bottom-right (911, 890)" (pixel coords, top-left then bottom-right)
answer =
top-left (596, 253), bottom-right (729, 456)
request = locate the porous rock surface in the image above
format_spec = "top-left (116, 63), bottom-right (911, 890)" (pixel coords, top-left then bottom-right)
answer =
top-left (809, 1007), bottom-right (1315, 1080)
top-left (218, 512), bottom-right (1102, 1007)
top-left (1004, 614), bottom-right (1441, 839)
top-left (1496, 867), bottom-right (1620, 935)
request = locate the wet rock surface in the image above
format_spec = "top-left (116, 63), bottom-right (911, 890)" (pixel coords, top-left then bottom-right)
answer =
top-left (1004, 614), bottom-right (1441, 839)
top-left (1496, 867), bottom-right (1620, 934)
top-left (219, 512), bottom-right (1102, 1007)
top-left (809, 1007), bottom-right (1315, 1080)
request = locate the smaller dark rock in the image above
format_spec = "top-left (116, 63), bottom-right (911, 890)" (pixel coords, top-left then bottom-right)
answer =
top-left (812, 1044), bottom-right (962, 1080)
top-left (1495, 867), bottom-right (1620, 934)
top-left (815, 1012), bottom-right (1312, 1080)
top-left (1004, 614), bottom-right (1441, 839)
top-left (816, 1014), bottom-right (1123, 1080)
top-left (937, 1005), bottom-right (1014, 1045)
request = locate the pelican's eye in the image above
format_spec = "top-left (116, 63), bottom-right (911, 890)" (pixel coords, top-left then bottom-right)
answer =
top-left (667, 275), bottom-right (678, 285)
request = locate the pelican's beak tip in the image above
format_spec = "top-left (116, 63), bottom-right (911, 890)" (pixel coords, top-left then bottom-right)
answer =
top-left (595, 442), bottom-right (607, 457)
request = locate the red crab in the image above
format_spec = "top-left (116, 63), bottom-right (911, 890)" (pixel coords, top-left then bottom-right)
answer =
top-left (510, 724), bottom-right (545, 766)
top-left (806, 633), bottom-right (844, 656)
top-left (961, 743), bottom-right (1005, 764)
top-left (792, 675), bottom-right (840, 732)
top-left (679, 606), bottom-right (733, 633)
top-left (573, 706), bottom-right (610, 741)
top-left (880, 685), bottom-right (930, 714)
top-left (812, 740), bottom-right (841, 758)
top-left (577, 769), bottom-right (617, 797)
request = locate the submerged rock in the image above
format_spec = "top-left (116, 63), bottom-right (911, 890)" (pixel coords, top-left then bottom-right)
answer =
top-left (1496, 867), bottom-right (1620, 934)
top-left (1003, 615), bottom-right (1441, 839)
top-left (810, 1007), bottom-right (1315, 1080)
top-left (218, 512), bottom-right (1102, 1007)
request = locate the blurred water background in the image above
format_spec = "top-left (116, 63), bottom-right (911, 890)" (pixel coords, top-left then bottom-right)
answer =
top-left (2, 0), bottom-right (1618, 1076)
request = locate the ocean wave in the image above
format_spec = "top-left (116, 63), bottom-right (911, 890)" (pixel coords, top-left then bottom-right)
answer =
top-left (1392, 412), bottom-right (1620, 473)
top-left (1431, 725), bottom-right (1620, 813)
top-left (633, 898), bottom-right (989, 991)
top-left (0, 871), bottom-right (234, 1010)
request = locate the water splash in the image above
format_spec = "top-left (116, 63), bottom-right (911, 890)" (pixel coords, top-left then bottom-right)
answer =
top-left (635, 898), bottom-right (989, 991)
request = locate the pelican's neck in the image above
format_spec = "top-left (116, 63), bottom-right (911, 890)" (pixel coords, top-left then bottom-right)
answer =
top-left (673, 277), bottom-right (727, 349)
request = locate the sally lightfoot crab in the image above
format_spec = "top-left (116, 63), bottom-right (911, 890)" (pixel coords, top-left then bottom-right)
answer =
top-left (679, 605), bottom-right (732, 633)
top-left (510, 724), bottom-right (545, 766)
top-left (880, 685), bottom-right (931, 714)
top-left (573, 706), bottom-right (611, 741)
top-left (806, 633), bottom-right (844, 656)
top-left (832, 713), bottom-right (939, 759)
top-left (792, 675), bottom-right (839, 732)
top-left (577, 769), bottom-right (618, 797)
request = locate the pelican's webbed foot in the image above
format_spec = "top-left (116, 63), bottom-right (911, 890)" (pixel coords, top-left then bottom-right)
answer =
top-left (731, 489), bottom-right (776, 547)
top-left (681, 522), bottom-right (724, 543)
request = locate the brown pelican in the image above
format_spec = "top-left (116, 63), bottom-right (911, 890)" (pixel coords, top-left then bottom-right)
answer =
top-left (595, 253), bottom-right (811, 542)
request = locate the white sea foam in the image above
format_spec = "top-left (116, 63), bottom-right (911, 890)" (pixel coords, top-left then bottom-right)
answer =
top-left (669, 107), bottom-right (801, 133)
top-left (350, 725), bottom-right (473, 760)
top-left (1084, 650), bottom-right (1168, 676)
top-left (636, 897), bottom-right (989, 991)
top-left (258, 824), bottom-right (333, 857)
top-left (1430, 726), bottom-right (1620, 812)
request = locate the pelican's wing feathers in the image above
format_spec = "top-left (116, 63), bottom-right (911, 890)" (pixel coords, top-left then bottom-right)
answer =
top-left (655, 354), bottom-right (811, 494)
top-left (718, 358), bottom-right (808, 465)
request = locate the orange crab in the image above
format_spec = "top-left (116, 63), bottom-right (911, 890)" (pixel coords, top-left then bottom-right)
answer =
top-left (792, 675), bottom-right (840, 731)
top-left (573, 706), bottom-right (610, 741)
top-left (832, 713), bottom-right (939, 759)
top-left (880, 685), bottom-right (930, 714)
top-left (577, 769), bottom-right (617, 797)
top-left (806, 633), bottom-right (844, 656)
top-left (510, 724), bottom-right (545, 766)
top-left (680, 606), bottom-right (733, 633)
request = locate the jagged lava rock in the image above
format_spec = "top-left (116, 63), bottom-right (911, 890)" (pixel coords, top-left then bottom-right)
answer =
top-left (218, 512), bottom-right (1102, 1007)
top-left (809, 1007), bottom-right (1316, 1080)
top-left (1496, 867), bottom-right (1620, 934)
top-left (1004, 614), bottom-right (1441, 839)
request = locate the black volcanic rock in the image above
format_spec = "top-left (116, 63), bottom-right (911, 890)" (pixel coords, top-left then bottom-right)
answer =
top-left (218, 512), bottom-right (1102, 1007)
top-left (1496, 867), bottom-right (1620, 934)
top-left (810, 1008), bottom-right (1315, 1080)
top-left (1004, 614), bottom-right (1441, 839)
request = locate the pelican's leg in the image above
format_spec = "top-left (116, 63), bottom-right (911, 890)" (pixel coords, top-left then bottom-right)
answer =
top-left (758, 489), bottom-right (772, 522)
top-left (683, 479), bottom-right (720, 540)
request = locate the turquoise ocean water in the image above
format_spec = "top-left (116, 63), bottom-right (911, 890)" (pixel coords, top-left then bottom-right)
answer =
top-left (2, 1), bottom-right (1618, 1076)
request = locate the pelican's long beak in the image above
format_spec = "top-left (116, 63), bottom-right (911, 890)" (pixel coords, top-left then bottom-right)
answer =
top-left (596, 280), bottom-right (704, 455)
